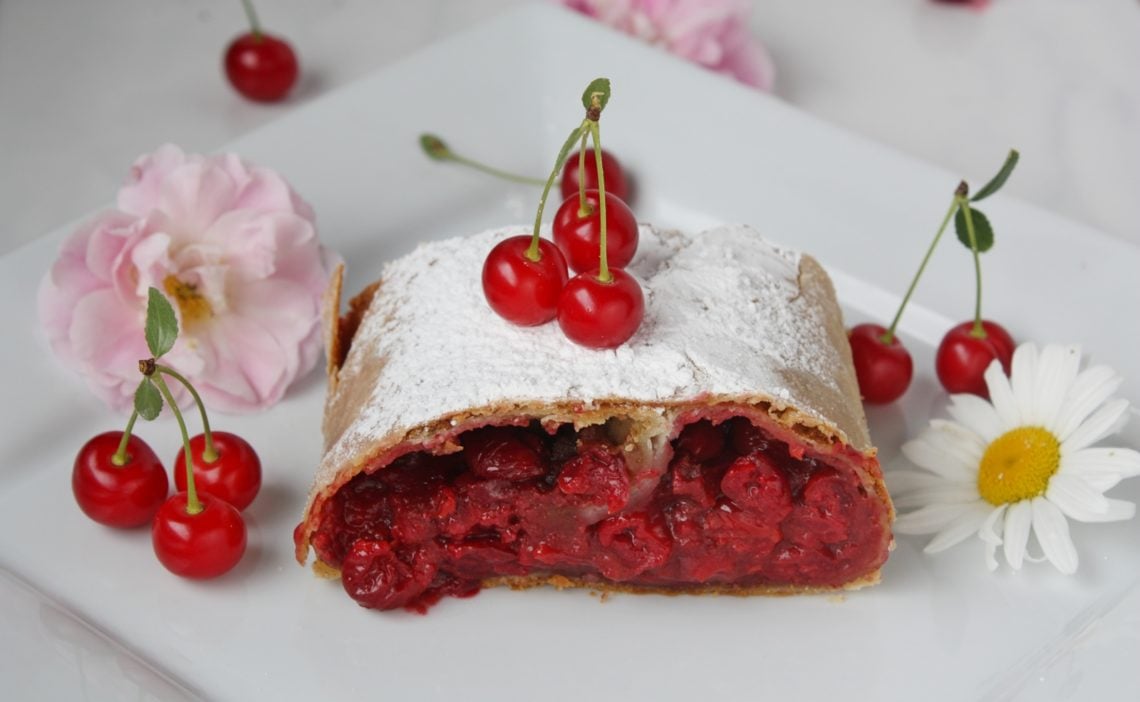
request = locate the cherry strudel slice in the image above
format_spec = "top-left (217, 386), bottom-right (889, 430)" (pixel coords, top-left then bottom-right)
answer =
top-left (294, 224), bottom-right (894, 612)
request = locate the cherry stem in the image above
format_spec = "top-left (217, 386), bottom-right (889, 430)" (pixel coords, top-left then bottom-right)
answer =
top-left (111, 412), bottom-right (139, 467)
top-left (240, 0), bottom-right (263, 39)
top-left (589, 121), bottom-right (611, 283)
top-left (157, 365), bottom-right (218, 463)
top-left (528, 123), bottom-right (588, 261)
top-left (424, 138), bottom-right (546, 186)
top-left (958, 196), bottom-right (987, 338)
top-left (882, 195), bottom-right (959, 344)
top-left (153, 374), bottom-right (202, 515)
top-left (576, 131), bottom-right (590, 216)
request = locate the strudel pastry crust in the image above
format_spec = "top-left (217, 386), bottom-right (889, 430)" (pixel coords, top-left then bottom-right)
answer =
top-left (296, 224), bottom-right (893, 610)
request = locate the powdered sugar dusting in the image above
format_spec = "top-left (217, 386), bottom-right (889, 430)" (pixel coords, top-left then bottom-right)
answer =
top-left (321, 224), bottom-right (855, 477)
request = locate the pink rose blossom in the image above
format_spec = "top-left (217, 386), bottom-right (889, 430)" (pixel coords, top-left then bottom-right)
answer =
top-left (562, 0), bottom-right (775, 91)
top-left (39, 144), bottom-right (336, 414)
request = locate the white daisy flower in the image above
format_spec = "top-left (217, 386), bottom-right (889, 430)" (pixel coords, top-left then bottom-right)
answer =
top-left (891, 342), bottom-right (1139, 574)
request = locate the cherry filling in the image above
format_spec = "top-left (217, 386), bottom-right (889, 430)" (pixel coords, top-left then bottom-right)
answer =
top-left (308, 418), bottom-right (889, 613)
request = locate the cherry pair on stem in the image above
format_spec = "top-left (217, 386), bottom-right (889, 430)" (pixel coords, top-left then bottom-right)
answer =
top-left (849, 151), bottom-right (1020, 404)
top-left (481, 78), bottom-right (644, 349)
top-left (72, 289), bottom-right (261, 578)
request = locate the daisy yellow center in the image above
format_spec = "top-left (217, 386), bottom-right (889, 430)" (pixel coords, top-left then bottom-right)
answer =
top-left (163, 275), bottom-right (212, 326)
top-left (977, 427), bottom-right (1061, 505)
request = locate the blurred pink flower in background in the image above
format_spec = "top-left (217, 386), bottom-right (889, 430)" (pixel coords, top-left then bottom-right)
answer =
top-left (562, 0), bottom-right (775, 91)
top-left (39, 144), bottom-right (336, 414)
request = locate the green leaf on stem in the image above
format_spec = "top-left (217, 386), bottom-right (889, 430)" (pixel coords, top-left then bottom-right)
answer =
top-left (419, 133), bottom-right (450, 161)
top-left (134, 378), bottom-right (163, 421)
top-left (955, 206), bottom-right (994, 253)
top-left (581, 78), bottom-right (611, 113)
top-left (971, 149), bottom-right (1019, 202)
top-left (145, 287), bottom-right (178, 358)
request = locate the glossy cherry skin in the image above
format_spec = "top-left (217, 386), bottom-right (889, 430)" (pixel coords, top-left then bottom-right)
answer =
top-left (560, 149), bottom-right (630, 203)
top-left (935, 320), bottom-right (1015, 397)
top-left (557, 268), bottom-right (645, 348)
top-left (552, 190), bottom-right (639, 274)
top-left (847, 323), bottom-right (914, 405)
top-left (224, 32), bottom-right (299, 102)
top-left (482, 236), bottom-right (569, 326)
top-left (72, 432), bottom-right (168, 528)
top-left (174, 432), bottom-right (261, 511)
top-left (152, 492), bottom-right (247, 579)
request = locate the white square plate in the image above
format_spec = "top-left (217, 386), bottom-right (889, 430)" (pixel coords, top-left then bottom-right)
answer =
top-left (2, 6), bottom-right (1138, 700)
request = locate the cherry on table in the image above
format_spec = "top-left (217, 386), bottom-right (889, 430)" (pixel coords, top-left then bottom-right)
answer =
top-left (224, 32), bottom-right (299, 102)
top-left (935, 320), bottom-right (1014, 397)
top-left (557, 268), bottom-right (645, 348)
top-left (847, 323), bottom-right (914, 404)
top-left (152, 492), bottom-right (247, 579)
top-left (174, 431), bottom-right (262, 511)
top-left (560, 149), bottom-right (630, 203)
top-left (482, 235), bottom-right (569, 326)
top-left (72, 432), bottom-right (168, 528)
top-left (552, 189), bottom-right (639, 274)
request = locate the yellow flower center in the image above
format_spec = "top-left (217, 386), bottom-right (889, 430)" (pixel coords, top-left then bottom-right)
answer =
top-left (977, 427), bottom-right (1061, 505)
top-left (163, 275), bottom-right (213, 327)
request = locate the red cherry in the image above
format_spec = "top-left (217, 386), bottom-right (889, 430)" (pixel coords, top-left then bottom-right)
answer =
top-left (560, 149), bottom-right (630, 203)
top-left (482, 235), bottom-right (569, 326)
top-left (72, 432), bottom-right (168, 528)
top-left (224, 32), bottom-right (299, 102)
top-left (152, 492), bottom-right (247, 579)
top-left (173, 432), bottom-right (261, 511)
top-left (847, 323), bottom-right (914, 404)
top-left (557, 268), bottom-right (645, 348)
top-left (552, 190), bottom-right (639, 274)
top-left (935, 320), bottom-right (1015, 397)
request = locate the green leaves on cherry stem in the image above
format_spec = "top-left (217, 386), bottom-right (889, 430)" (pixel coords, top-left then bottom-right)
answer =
top-left (134, 287), bottom-right (180, 421)
top-left (970, 149), bottom-right (1019, 202)
top-left (955, 206), bottom-right (994, 253)
top-left (581, 78), bottom-right (611, 115)
top-left (135, 378), bottom-right (163, 421)
top-left (145, 287), bottom-right (178, 359)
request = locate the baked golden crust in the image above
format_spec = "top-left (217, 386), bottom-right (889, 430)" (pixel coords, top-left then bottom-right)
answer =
top-left (296, 226), bottom-right (894, 597)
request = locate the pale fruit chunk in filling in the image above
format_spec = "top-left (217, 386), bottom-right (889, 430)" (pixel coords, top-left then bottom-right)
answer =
top-left (307, 417), bottom-right (889, 613)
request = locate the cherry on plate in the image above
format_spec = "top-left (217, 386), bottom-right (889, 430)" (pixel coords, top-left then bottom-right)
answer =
top-left (560, 149), bottom-right (630, 203)
top-left (174, 431), bottom-right (262, 511)
top-left (482, 235), bottom-right (569, 326)
top-left (935, 320), bottom-right (1015, 397)
top-left (152, 493), bottom-right (247, 579)
top-left (557, 268), bottom-right (645, 348)
top-left (847, 323), bottom-right (914, 404)
top-left (224, 32), bottom-right (299, 102)
top-left (72, 432), bottom-right (168, 528)
top-left (552, 189), bottom-right (639, 273)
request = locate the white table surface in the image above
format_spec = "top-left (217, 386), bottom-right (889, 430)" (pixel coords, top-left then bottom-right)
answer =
top-left (1, 2), bottom-right (1139, 700)
top-left (1, 0), bottom-right (1138, 256)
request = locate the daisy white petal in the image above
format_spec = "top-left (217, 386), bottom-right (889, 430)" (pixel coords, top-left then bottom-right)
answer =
top-left (1061, 447), bottom-right (1140, 491)
top-left (923, 503), bottom-right (994, 554)
top-left (901, 433), bottom-right (977, 482)
top-left (885, 470), bottom-right (964, 495)
top-left (1045, 473), bottom-right (1109, 521)
top-left (946, 393), bottom-right (1003, 443)
top-left (1076, 498), bottom-right (1135, 523)
top-left (1030, 345), bottom-right (1081, 430)
top-left (1010, 343), bottom-right (1039, 424)
top-left (984, 359), bottom-right (1021, 428)
top-left (892, 484), bottom-right (980, 511)
top-left (1053, 365), bottom-right (1122, 439)
top-left (1061, 399), bottom-right (1130, 452)
top-left (1031, 497), bottom-right (1078, 575)
top-left (894, 502), bottom-right (980, 535)
top-left (1003, 500), bottom-right (1033, 570)
top-left (979, 504), bottom-right (1007, 571)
